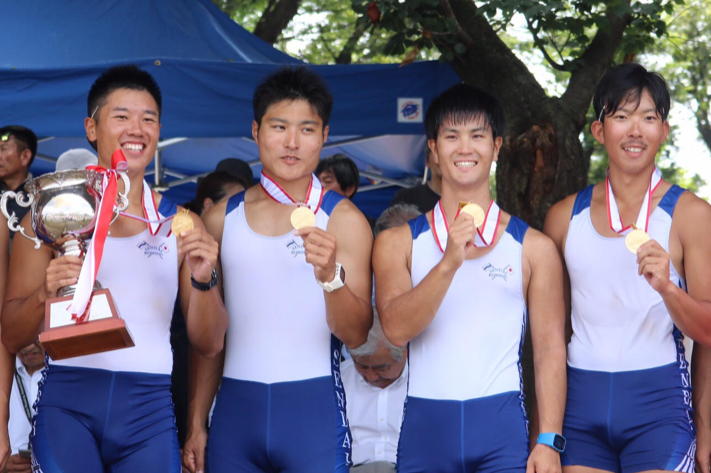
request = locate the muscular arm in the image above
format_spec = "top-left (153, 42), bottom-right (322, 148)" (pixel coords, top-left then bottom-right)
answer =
top-left (525, 230), bottom-right (567, 435)
top-left (322, 201), bottom-right (373, 349)
top-left (2, 213), bottom-right (55, 353)
top-left (0, 225), bottom-right (13, 470)
top-left (693, 343), bottom-right (711, 473)
top-left (651, 195), bottom-right (711, 345)
top-left (178, 209), bottom-right (228, 358)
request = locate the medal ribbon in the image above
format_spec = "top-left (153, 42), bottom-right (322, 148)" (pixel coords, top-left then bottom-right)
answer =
top-left (431, 199), bottom-right (501, 253)
top-left (69, 149), bottom-right (128, 321)
top-left (606, 166), bottom-right (662, 234)
top-left (118, 180), bottom-right (172, 236)
top-left (259, 172), bottom-right (323, 212)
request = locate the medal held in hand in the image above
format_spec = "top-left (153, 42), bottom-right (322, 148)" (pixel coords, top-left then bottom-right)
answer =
top-left (171, 209), bottom-right (194, 236)
top-left (259, 171), bottom-right (323, 230)
top-left (290, 206), bottom-right (316, 229)
top-left (625, 223), bottom-right (650, 254)
top-left (458, 202), bottom-right (485, 227)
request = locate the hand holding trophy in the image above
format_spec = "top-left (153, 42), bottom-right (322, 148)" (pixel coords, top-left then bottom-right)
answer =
top-left (1, 150), bottom-right (134, 360)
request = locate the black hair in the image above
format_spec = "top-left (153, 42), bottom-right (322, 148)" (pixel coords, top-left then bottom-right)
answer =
top-left (88, 64), bottom-right (162, 122)
top-left (315, 154), bottom-right (360, 198)
top-left (184, 171), bottom-right (245, 216)
top-left (253, 66), bottom-right (333, 129)
top-left (0, 125), bottom-right (37, 167)
top-left (425, 84), bottom-right (505, 141)
top-left (593, 63), bottom-right (670, 123)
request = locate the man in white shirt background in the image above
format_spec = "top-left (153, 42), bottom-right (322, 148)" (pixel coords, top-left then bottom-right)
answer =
top-left (343, 312), bottom-right (407, 473)
top-left (5, 342), bottom-right (44, 473)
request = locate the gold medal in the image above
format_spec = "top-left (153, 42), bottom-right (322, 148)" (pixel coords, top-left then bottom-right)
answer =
top-left (171, 209), bottom-right (194, 236)
top-left (625, 224), bottom-right (650, 254)
top-left (290, 206), bottom-right (315, 229)
top-left (459, 202), bottom-right (485, 228)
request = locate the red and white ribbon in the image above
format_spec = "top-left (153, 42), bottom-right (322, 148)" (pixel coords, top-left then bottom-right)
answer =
top-left (118, 180), bottom-right (172, 236)
top-left (69, 149), bottom-right (128, 321)
top-left (259, 172), bottom-right (323, 212)
top-left (606, 166), bottom-right (662, 234)
top-left (431, 200), bottom-right (501, 253)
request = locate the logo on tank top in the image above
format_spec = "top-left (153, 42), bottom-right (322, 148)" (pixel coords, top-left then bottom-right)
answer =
top-left (137, 241), bottom-right (170, 259)
top-left (483, 263), bottom-right (514, 281)
top-left (286, 239), bottom-right (305, 258)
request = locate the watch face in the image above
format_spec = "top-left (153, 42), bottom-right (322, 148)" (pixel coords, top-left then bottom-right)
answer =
top-left (553, 435), bottom-right (566, 451)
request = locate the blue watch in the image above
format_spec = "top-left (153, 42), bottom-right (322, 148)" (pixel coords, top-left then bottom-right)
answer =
top-left (537, 433), bottom-right (566, 453)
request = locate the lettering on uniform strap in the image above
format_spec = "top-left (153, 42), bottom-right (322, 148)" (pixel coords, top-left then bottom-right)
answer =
top-left (332, 348), bottom-right (341, 367)
top-left (483, 263), bottom-right (514, 282)
top-left (336, 390), bottom-right (346, 409)
top-left (137, 241), bottom-right (170, 259)
top-left (684, 389), bottom-right (692, 406)
top-left (679, 353), bottom-right (688, 370)
top-left (340, 409), bottom-right (348, 427)
top-left (333, 370), bottom-right (343, 389)
top-left (343, 432), bottom-right (351, 448)
top-left (681, 373), bottom-right (690, 388)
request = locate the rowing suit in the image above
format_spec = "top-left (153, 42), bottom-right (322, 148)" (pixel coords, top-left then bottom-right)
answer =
top-left (207, 185), bottom-right (351, 473)
top-left (397, 203), bottom-right (530, 473)
top-left (562, 184), bottom-right (695, 473)
top-left (32, 189), bottom-right (181, 473)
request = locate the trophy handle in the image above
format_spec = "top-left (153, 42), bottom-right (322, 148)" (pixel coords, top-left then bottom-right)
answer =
top-left (116, 171), bottom-right (130, 212)
top-left (0, 191), bottom-right (41, 249)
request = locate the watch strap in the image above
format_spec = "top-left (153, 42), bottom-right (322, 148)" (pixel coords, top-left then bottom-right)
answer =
top-left (191, 269), bottom-right (218, 291)
top-left (537, 433), bottom-right (566, 453)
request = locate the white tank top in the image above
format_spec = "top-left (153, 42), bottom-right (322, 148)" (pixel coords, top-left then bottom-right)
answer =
top-left (565, 185), bottom-right (687, 372)
top-left (221, 191), bottom-right (346, 384)
top-left (51, 198), bottom-right (179, 375)
top-left (407, 213), bottom-right (528, 401)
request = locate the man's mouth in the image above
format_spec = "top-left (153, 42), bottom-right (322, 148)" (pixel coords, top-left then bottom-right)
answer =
top-left (454, 160), bottom-right (478, 168)
top-left (122, 142), bottom-right (145, 152)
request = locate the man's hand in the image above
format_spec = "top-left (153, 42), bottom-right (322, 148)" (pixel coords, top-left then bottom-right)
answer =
top-left (182, 426), bottom-right (208, 473)
top-left (440, 213), bottom-right (476, 273)
top-left (636, 240), bottom-right (673, 294)
top-left (44, 255), bottom-right (83, 298)
top-left (178, 228), bottom-right (219, 284)
top-left (4, 454), bottom-right (31, 473)
top-left (696, 421), bottom-right (711, 473)
top-left (294, 226), bottom-right (337, 283)
top-left (526, 443), bottom-right (562, 473)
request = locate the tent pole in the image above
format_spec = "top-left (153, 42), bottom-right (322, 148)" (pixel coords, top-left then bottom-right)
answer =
top-left (359, 171), bottom-right (411, 188)
top-left (154, 148), bottom-right (164, 187)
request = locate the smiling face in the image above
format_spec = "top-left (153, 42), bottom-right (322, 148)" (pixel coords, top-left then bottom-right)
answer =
top-left (252, 99), bottom-right (328, 183)
top-left (592, 88), bottom-right (670, 175)
top-left (428, 115), bottom-right (502, 189)
top-left (85, 88), bottom-right (161, 175)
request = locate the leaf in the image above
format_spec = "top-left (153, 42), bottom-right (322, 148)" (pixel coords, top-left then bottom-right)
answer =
top-left (400, 44), bottom-right (419, 67)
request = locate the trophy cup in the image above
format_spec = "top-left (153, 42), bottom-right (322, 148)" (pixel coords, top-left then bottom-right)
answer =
top-left (1, 169), bottom-right (134, 360)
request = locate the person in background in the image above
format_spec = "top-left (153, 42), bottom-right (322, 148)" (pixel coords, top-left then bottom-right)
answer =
top-left (343, 310), bottom-right (407, 473)
top-left (373, 204), bottom-right (421, 238)
top-left (0, 126), bottom-right (37, 240)
top-left (316, 154), bottom-right (360, 200)
top-left (388, 146), bottom-right (441, 214)
top-left (54, 149), bottom-right (97, 172)
top-left (4, 342), bottom-right (44, 473)
top-left (214, 158), bottom-right (254, 190)
top-left (184, 171), bottom-right (248, 217)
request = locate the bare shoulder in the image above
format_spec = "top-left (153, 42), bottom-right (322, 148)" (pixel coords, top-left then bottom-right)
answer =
top-left (522, 225), bottom-right (561, 264)
top-left (202, 201), bottom-right (228, 242)
top-left (329, 197), bottom-right (371, 235)
top-left (543, 192), bottom-right (579, 248)
top-left (674, 190), bottom-right (711, 242)
top-left (373, 223), bottom-right (412, 262)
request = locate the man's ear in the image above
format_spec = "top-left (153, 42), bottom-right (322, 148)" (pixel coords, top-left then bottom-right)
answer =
top-left (591, 120), bottom-right (605, 145)
top-left (427, 139), bottom-right (439, 165)
top-left (203, 197), bottom-right (215, 214)
top-left (344, 185), bottom-right (356, 199)
top-left (20, 148), bottom-right (32, 168)
top-left (85, 117), bottom-right (97, 143)
top-left (252, 120), bottom-right (259, 143)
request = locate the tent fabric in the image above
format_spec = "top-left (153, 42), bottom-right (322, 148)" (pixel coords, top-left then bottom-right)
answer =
top-left (0, 0), bottom-right (460, 217)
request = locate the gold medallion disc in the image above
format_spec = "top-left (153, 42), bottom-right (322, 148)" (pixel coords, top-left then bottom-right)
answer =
top-left (625, 228), bottom-right (650, 254)
top-left (291, 206), bottom-right (316, 229)
top-left (171, 209), bottom-right (194, 236)
top-left (459, 202), bottom-right (485, 228)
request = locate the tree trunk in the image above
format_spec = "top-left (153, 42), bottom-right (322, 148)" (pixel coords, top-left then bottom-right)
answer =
top-left (253, 0), bottom-right (302, 45)
top-left (335, 23), bottom-right (367, 65)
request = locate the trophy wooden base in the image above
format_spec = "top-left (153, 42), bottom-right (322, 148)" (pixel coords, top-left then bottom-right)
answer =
top-left (40, 288), bottom-right (134, 360)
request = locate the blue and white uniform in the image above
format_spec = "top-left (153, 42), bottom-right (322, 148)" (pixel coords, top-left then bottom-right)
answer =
top-left (31, 197), bottom-right (181, 473)
top-left (207, 191), bottom-right (351, 473)
top-left (562, 184), bottom-right (695, 473)
top-left (397, 213), bottom-right (530, 473)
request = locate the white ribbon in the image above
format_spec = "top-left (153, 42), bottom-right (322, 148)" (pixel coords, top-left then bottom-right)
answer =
top-left (606, 167), bottom-right (662, 234)
top-left (431, 200), bottom-right (501, 253)
top-left (259, 172), bottom-right (323, 211)
top-left (118, 181), bottom-right (173, 236)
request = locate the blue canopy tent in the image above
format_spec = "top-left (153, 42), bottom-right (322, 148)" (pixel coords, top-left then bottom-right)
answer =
top-left (0, 0), bottom-right (460, 217)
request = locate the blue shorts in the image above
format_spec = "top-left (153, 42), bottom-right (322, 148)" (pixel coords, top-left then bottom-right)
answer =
top-left (397, 391), bottom-right (529, 473)
top-left (31, 364), bottom-right (180, 473)
top-left (562, 363), bottom-right (695, 473)
top-left (206, 376), bottom-right (351, 473)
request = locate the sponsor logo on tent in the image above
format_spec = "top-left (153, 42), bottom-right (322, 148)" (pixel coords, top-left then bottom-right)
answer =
top-left (398, 98), bottom-right (423, 123)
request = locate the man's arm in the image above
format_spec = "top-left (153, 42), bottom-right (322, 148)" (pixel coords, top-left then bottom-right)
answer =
top-left (693, 343), bottom-right (711, 473)
top-left (2, 213), bottom-right (79, 354)
top-left (177, 209), bottom-right (228, 359)
top-left (296, 200), bottom-right (373, 349)
top-left (0, 224), bottom-right (13, 471)
top-left (525, 230), bottom-right (567, 473)
top-left (638, 194), bottom-right (711, 345)
top-left (373, 213), bottom-right (475, 347)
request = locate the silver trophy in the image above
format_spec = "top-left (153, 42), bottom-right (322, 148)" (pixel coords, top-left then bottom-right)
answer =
top-left (1, 169), bottom-right (134, 360)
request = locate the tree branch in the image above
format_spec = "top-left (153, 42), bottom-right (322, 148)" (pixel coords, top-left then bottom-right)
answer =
top-left (525, 16), bottom-right (568, 72)
top-left (336, 22), bottom-right (368, 65)
top-left (560, 1), bottom-right (633, 129)
top-left (253, 0), bottom-right (302, 45)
